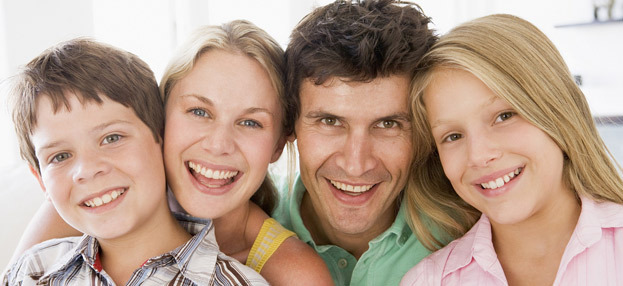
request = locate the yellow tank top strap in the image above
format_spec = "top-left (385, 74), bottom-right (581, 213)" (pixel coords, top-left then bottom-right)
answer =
top-left (245, 218), bottom-right (297, 273)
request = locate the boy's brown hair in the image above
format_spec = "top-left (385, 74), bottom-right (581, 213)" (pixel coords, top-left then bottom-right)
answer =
top-left (10, 38), bottom-right (163, 174)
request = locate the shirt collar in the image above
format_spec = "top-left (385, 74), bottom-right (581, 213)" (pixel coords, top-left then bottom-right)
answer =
top-left (574, 195), bottom-right (623, 245)
top-left (443, 214), bottom-right (506, 283)
top-left (39, 234), bottom-right (101, 282)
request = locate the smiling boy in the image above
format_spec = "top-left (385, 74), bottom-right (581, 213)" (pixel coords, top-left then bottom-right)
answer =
top-left (3, 39), bottom-right (267, 286)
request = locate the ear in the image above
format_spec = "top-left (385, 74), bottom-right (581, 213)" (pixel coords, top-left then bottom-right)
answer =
top-left (270, 136), bottom-right (288, 163)
top-left (286, 131), bottom-right (296, 143)
top-left (29, 165), bottom-right (48, 197)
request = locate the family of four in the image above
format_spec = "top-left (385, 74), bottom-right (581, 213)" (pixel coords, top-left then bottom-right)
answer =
top-left (4, 0), bottom-right (623, 285)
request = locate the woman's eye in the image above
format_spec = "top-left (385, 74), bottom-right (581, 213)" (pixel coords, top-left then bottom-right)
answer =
top-left (320, 117), bottom-right (341, 126)
top-left (102, 134), bottom-right (122, 144)
top-left (51, 153), bottom-right (71, 163)
top-left (376, 120), bottom-right (398, 129)
top-left (240, 120), bottom-right (262, 128)
top-left (444, 133), bottom-right (462, 142)
top-left (495, 111), bottom-right (515, 123)
top-left (190, 108), bottom-right (208, 117)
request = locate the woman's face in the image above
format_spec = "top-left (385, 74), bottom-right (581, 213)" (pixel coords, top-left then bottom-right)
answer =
top-left (163, 50), bottom-right (285, 219)
top-left (424, 68), bottom-right (573, 227)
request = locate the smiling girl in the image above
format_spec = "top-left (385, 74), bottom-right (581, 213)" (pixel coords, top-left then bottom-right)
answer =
top-left (401, 14), bottom-right (623, 285)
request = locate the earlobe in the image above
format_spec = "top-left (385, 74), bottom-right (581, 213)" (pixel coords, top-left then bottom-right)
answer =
top-left (270, 136), bottom-right (288, 163)
top-left (286, 132), bottom-right (296, 143)
top-left (29, 165), bottom-right (48, 196)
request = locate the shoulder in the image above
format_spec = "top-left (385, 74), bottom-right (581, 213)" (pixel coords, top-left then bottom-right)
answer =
top-left (4, 237), bottom-right (82, 284)
top-left (260, 235), bottom-right (333, 286)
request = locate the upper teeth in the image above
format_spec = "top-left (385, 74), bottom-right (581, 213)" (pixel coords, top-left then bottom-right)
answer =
top-left (84, 189), bottom-right (125, 207)
top-left (480, 168), bottom-right (522, 190)
top-left (330, 180), bottom-right (374, 195)
top-left (189, 162), bottom-right (238, 179)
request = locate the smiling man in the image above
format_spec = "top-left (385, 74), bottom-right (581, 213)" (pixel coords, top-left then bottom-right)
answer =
top-left (271, 0), bottom-right (438, 285)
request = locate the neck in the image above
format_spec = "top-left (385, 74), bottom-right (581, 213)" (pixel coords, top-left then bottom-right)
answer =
top-left (98, 203), bottom-right (191, 285)
top-left (213, 200), bottom-right (254, 260)
top-left (492, 191), bottom-right (581, 285)
top-left (300, 192), bottom-right (397, 259)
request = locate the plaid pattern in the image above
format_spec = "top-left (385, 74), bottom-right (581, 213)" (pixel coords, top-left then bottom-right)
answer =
top-left (2, 213), bottom-right (268, 286)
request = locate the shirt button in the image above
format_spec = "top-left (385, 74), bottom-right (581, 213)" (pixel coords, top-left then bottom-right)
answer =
top-left (338, 258), bottom-right (348, 269)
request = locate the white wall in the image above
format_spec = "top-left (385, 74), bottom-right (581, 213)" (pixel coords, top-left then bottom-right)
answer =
top-left (1, 0), bottom-right (622, 271)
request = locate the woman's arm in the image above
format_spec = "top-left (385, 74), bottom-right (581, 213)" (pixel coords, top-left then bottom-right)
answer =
top-left (9, 200), bottom-right (81, 265)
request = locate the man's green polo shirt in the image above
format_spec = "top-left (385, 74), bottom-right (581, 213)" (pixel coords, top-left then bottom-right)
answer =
top-left (272, 176), bottom-right (432, 286)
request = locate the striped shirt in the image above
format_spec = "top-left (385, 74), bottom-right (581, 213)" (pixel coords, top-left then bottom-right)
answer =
top-left (2, 213), bottom-right (268, 286)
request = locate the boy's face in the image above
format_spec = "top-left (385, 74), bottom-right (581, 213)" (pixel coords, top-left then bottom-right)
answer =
top-left (30, 93), bottom-right (167, 240)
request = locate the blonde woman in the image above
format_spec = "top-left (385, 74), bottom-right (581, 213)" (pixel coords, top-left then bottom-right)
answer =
top-left (401, 14), bottom-right (623, 285)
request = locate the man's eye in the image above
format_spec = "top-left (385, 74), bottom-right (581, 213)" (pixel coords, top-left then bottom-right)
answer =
top-left (320, 117), bottom-right (341, 126)
top-left (51, 153), bottom-right (71, 163)
top-left (102, 134), bottom-right (122, 144)
top-left (376, 120), bottom-right (398, 129)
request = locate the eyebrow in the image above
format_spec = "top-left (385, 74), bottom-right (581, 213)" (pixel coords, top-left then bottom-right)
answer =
top-left (305, 111), bottom-right (411, 122)
top-left (180, 93), bottom-right (214, 106)
top-left (36, 119), bottom-right (132, 154)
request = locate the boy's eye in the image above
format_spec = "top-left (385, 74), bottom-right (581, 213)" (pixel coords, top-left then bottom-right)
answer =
top-left (190, 108), bottom-right (208, 117)
top-left (320, 117), bottom-right (342, 126)
top-left (51, 153), bottom-right (71, 163)
top-left (102, 134), bottom-right (122, 144)
top-left (376, 120), bottom-right (399, 129)
top-left (495, 111), bottom-right (515, 123)
top-left (443, 133), bottom-right (462, 142)
top-left (240, 120), bottom-right (262, 128)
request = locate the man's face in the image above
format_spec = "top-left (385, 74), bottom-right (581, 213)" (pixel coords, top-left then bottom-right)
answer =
top-left (294, 75), bottom-right (412, 238)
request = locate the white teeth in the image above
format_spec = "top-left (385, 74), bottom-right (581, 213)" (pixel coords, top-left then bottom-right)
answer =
top-left (480, 168), bottom-right (522, 190)
top-left (84, 189), bottom-right (125, 208)
top-left (330, 180), bottom-right (374, 195)
top-left (188, 162), bottom-right (238, 180)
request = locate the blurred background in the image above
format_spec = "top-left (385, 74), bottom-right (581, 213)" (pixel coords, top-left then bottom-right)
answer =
top-left (1, 0), bottom-right (622, 270)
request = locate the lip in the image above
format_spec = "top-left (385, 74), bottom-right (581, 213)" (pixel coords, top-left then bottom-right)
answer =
top-left (325, 178), bottom-right (379, 206)
top-left (80, 187), bottom-right (128, 213)
top-left (186, 160), bottom-right (242, 196)
top-left (471, 165), bottom-right (524, 198)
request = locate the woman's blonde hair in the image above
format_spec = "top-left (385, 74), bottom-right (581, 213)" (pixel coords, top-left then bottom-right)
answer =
top-left (160, 20), bottom-right (291, 214)
top-left (406, 14), bottom-right (623, 251)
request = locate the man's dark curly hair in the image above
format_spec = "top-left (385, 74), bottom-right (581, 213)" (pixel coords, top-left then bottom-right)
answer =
top-left (284, 0), bottom-right (437, 135)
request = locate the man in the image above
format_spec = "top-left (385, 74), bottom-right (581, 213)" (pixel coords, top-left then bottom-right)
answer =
top-left (272, 0), bottom-right (438, 285)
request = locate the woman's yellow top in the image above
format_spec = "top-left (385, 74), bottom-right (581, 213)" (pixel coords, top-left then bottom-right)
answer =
top-left (245, 218), bottom-right (297, 273)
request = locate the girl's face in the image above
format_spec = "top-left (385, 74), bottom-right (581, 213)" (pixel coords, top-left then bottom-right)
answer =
top-left (424, 68), bottom-right (573, 227)
top-left (163, 50), bottom-right (285, 219)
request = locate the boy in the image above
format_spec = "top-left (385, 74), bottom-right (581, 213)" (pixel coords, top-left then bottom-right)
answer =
top-left (2, 39), bottom-right (267, 286)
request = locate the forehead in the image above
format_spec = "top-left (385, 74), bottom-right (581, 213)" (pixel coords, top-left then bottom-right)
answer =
top-left (298, 75), bottom-right (410, 118)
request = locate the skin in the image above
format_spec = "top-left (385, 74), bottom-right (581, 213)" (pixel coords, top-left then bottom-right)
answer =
top-left (294, 75), bottom-right (412, 259)
top-left (30, 95), bottom-right (190, 284)
top-left (425, 68), bottom-right (581, 285)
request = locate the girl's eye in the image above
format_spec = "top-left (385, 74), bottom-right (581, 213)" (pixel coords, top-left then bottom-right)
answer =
top-left (495, 111), bottom-right (515, 123)
top-left (443, 133), bottom-right (462, 142)
top-left (102, 134), bottom-right (122, 144)
top-left (51, 153), bottom-right (71, 163)
top-left (376, 120), bottom-right (399, 129)
top-left (190, 108), bottom-right (208, 117)
top-left (320, 117), bottom-right (342, 126)
top-left (240, 120), bottom-right (262, 128)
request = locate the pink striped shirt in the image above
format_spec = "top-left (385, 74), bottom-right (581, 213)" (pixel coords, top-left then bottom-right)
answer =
top-left (401, 196), bottom-right (623, 286)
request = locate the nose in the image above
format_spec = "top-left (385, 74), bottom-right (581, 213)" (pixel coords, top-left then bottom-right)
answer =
top-left (466, 132), bottom-right (501, 168)
top-left (200, 123), bottom-right (235, 156)
top-left (335, 129), bottom-right (378, 177)
top-left (72, 151), bottom-right (112, 183)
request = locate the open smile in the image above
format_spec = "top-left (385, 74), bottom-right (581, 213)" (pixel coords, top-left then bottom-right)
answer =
top-left (83, 187), bottom-right (127, 208)
top-left (188, 161), bottom-right (240, 188)
top-left (329, 179), bottom-right (376, 196)
top-left (479, 167), bottom-right (523, 190)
